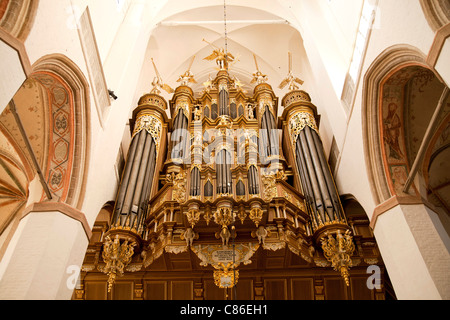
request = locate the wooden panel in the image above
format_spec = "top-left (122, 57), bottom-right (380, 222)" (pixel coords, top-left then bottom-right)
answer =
top-left (171, 281), bottom-right (193, 300)
top-left (265, 257), bottom-right (285, 269)
top-left (232, 279), bottom-right (253, 300)
top-left (171, 260), bottom-right (192, 270)
top-left (145, 281), bottom-right (167, 300)
top-left (324, 278), bottom-right (347, 300)
top-left (355, 225), bottom-right (373, 237)
top-left (290, 279), bottom-right (314, 300)
top-left (351, 277), bottom-right (374, 300)
top-left (264, 279), bottom-right (287, 300)
top-left (289, 252), bottom-right (309, 267)
top-left (204, 280), bottom-right (227, 300)
top-left (85, 282), bottom-right (107, 300)
top-left (90, 231), bottom-right (102, 243)
top-left (113, 282), bottom-right (133, 300)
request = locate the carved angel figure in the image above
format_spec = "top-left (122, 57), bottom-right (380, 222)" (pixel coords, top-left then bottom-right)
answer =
top-left (278, 70), bottom-right (304, 91)
top-left (181, 228), bottom-right (197, 247)
top-left (177, 70), bottom-right (197, 86)
top-left (216, 226), bottom-right (231, 247)
top-left (279, 52), bottom-right (304, 91)
top-left (202, 74), bottom-right (215, 93)
top-left (255, 226), bottom-right (268, 245)
top-left (204, 48), bottom-right (235, 70)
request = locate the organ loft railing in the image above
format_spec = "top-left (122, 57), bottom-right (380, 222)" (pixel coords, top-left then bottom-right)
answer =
top-left (97, 48), bottom-right (357, 293)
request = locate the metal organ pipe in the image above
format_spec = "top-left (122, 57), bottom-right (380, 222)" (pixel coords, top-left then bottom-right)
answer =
top-left (267, 107), bottom-right (279, 156)
top-left (249, 165), bottom-right (259, 194)
top-left (311, 129), bottom-right (343, 221)
top-left (121, 130), bottom-right (147, 224)
top-left (219, 89), bottom-right (229, 116)
top-left (304, 126), bottom-right (334, 222)
top-left (172, 111), bottom-right (188, 159)
top-left (294, 138), bottom-right (318, 225)
top-left (261, 106), bottom-right (279, 157)
top-left (298, 130), bottom-right (326, 224)
top-left (190, 167), bottom-right (201, 196)
top-left (260, 111), bottom-right (270, 157)
top-left (136, 140), bottom-right (157, 231)
top-left (112, 131), bottom-right (139, 226)
top-left (129, 132), bottom-right (152, 227)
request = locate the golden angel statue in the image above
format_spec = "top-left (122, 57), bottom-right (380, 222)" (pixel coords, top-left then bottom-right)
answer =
top-left (150, 58), bottom-right (174, 94)
top-left (250, 54), bottom-right (268, 85)
top-left (279, 52), bottom-right (304, 91)
top-left (177, 56), bottom-right (197, 86)
top-left (203, 39), bottom-right (235, 70)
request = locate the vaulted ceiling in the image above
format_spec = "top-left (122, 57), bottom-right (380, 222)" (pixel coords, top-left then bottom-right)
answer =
top-left (131, 0), bottom-right (365, 113)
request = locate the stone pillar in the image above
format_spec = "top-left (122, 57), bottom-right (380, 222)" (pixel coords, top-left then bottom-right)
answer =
top-left (371, 197), bottom-right (450, 299)
top-left (0, 202), bottom-right (91, 299)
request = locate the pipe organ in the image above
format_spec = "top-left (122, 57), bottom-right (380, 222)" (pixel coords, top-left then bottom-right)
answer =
top-left (89, 48), bottom-right (382, 298)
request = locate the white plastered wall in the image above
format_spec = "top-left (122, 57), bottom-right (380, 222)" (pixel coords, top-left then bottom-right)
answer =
top-left (334, 0), bottom-right (436, 217)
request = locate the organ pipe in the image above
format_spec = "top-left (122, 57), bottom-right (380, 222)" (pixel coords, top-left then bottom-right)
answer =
top-left (282, 89), bottom-right (354, 286)
top-left (109, 93), bottom-right (167, 237)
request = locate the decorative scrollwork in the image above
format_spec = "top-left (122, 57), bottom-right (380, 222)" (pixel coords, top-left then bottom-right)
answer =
top-left (289, 111), bottom-right (318, 143)
top-left (262, 174), bottom-right (277, 202)
top-left (168, 171), bottom-right (186, 204)
top-left (249, 208), bottom-right (263, 227)
top-left (100, 235), bottom-right (136, 292)
top-left (214, 207), bottom-right (235, 228)
top-left (320, 230), bottom-right (355, 286)
top-left (213, 262), bottom-right (239, 289)
top-left (132, 113), bottom-right (162, 153)
top-left (186, 209), bottom-right (201, 228)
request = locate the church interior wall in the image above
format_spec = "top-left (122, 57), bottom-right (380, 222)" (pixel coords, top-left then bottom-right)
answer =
top-left (0, 0), bottom-right (448, 300)
top-left (334, 0), bottom-right (439, 219)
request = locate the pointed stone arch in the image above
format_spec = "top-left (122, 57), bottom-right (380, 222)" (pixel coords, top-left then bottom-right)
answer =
top-left (0, 0), bottom-right (39, 41)
top-left (420, 0), bottom-right (450, 32)
top-left (29, 54), bottom-right (91, 210)
top-left (362, 45), bottom-right (431, 205)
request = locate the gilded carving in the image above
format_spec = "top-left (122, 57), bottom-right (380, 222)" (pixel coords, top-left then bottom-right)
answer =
top-left (168, 171), bottom-right (186, 204)
top-left (262, 174), bottom-right (277, 202)
top-left (100, 235), bottom-right (136, 292)
top-left (214, 263), bottom-right (239, 289)
top-left (132, 113), bottom-right (163, 152)
top-left (249, 208), bottom-right (263, 227)
top-left (186, 209), bottom-right (201, 228)
top-left (289, 111), bottom-right (318, 143)
top-left (214, 207), bottom-right (235, 228)
top-left (320, 230), bottom-right (355, 286)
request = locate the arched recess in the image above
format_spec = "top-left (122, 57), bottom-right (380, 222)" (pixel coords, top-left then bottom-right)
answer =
top-left (30, 54), bottom-right (91, 209)
top-left (420, 0), bottom-right (450, 32)
top-left (0, 53), bottom-right (91, 259)
top-left (362, 45), bottom-right (430, 204)
top-left (1, 54), bottom-right (91, 209)
top-left (0, 0), bottom-right (39, 41)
